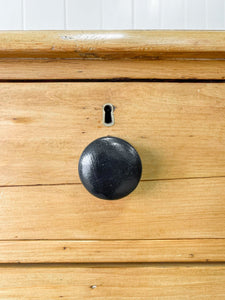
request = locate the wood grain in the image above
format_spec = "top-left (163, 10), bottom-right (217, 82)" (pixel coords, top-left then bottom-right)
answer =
top-left (0, 31), bottom-right (224, 294)
top-left (1, 59), bottom-right (225, 80)
top-left (0, 178), bottom-right (224, 240)
top-left (0, 82), bottom-right (224, 186)
top-left (0, 239), bottom-right (224, 263)
top-left (0, 264), bottom-right (224, 299)
top-left (0, 31), bottom-right (225, 59)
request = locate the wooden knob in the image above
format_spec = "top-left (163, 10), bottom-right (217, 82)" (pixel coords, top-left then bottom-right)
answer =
top-left (78, 136), bottom-right (142, 200)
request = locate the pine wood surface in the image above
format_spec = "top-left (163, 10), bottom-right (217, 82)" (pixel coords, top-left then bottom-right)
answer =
top-left (0, 239), bottom-right (224, 263)
top-left (0, 82), bottom-right (224, 186)
top-left (0, 264), bottom-right (224, 299)
top-left (0, 178), bottom-right (224, 240)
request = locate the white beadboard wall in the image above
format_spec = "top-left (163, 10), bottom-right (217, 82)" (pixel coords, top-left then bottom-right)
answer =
top-left (0, 0), bottom-right (224, 30)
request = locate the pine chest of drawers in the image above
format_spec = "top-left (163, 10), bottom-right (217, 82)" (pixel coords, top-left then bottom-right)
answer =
top-left (0, 31), bottom-right (224, 299)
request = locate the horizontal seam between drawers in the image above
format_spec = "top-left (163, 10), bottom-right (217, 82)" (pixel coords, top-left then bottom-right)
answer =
top-left (0, 238), bottom-right (224, 241)
top-left (1, 79), bottom-right (225, 83)
top-left (0, 262), bottom-right (225, 267)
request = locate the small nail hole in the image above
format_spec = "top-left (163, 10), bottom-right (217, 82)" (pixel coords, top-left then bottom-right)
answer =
top-left (90, 285), bottom-right (97, 289)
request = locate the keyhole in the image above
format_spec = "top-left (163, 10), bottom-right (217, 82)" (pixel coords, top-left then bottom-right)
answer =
top-left (103, 103), bottom-right (114, 126)
top-left (104, 105), bottom-right (112, 124)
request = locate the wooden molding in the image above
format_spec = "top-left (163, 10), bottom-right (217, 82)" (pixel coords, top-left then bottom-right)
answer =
top-left (1, 31), bottom-right (225, 79)
top-left (0, 30), bottom-right (225, 59)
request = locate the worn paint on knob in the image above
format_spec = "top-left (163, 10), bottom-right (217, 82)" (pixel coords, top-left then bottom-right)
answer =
top-left (78, 136), bottom-right (142, 200)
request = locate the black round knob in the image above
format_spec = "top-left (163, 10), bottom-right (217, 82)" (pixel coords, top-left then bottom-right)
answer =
top-left (78, 136), bottom-right (142, 200)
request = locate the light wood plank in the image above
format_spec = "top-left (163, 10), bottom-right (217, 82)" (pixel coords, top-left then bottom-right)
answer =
top-left (0, 82), bottom-right (224, 185)
top-left (0, 264), bottom-right (224, 299)
top-left (1, 59), bottom-right (225, 80)
top-left (0, 31), bottom-right (225, 58)
top-left (0, 178), bottom-right (224, 240)
top-left (0, 239), bottom-right (224, 263)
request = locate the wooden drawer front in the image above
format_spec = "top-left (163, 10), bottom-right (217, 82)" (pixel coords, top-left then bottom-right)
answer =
top-left (1, 264), bottom-right (225, 299)
top-left (0, 82), bottom-right (224, 240)
top-left (0, 178), bottom-right (224, 240)
top-left (0, 82), bottom-right (224, 186)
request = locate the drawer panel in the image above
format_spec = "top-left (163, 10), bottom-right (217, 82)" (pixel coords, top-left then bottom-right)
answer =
top-left (2, 59), bottom-right (225, 80)
top-left (0, 264), bottom-right (224, 299)
top-left (0, 240), bottom-right (225, 263)
top-left (0, 178), bottom-right (224, 239)
top-left (0, 82), bottom-right (224, 186)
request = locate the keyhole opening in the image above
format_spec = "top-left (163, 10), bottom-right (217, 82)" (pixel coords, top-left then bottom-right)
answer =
top-left (103, 104), bottom-right (114, 126)
top-left (104, 105), bottom-right (112, 124)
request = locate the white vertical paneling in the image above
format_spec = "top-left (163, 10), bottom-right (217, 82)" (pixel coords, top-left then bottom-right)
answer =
top-left (187, 0), bottom-right (206, 29)
top-left (206, 0), bottom-right (224, 29)
top-left (0, 0), bottom-right (224, 31)
top-left (24, 0), bottom-right (64, 30)
top-left (161, 0), bottom-right (186, 29)
top-left (133, 0), bottom-right (160, 29)
top-left (102, 0), bottom-right (132, 29)
top-left (66, 0), bottom-right (101, 30)
top-left (0, 0), bottom-right (22, 30)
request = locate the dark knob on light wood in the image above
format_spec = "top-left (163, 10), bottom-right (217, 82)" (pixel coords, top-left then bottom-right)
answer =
top-left (78, 136), bottom-right (142, 200)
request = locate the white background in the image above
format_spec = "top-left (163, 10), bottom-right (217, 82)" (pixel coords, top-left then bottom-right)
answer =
top-left (0, 0), bottom-right (224, 30)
